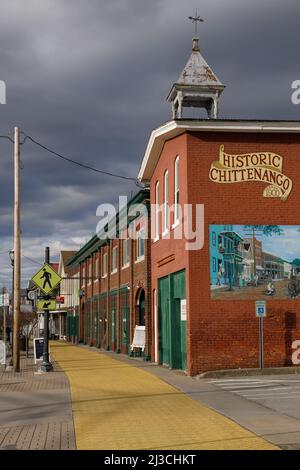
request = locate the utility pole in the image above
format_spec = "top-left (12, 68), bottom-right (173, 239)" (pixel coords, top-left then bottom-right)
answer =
top-left (40, 246), bottom-right (53, 372)
top-left (13, 126), bottom-right (21, 373)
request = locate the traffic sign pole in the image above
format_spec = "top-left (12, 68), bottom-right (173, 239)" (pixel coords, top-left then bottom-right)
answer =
top-left (255, 301), bottom-right (266, 369)
top-left (259, 317), bottom-right (264, 369)
top-left (40, 247), bottom-right (53, 373)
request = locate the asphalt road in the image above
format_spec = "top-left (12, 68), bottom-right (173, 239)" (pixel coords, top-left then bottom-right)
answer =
top-left (208, 376), bottom-right (300, 420)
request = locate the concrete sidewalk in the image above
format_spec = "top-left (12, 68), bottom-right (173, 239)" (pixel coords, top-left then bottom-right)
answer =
top-left (51, 342), bottom-right (278, 450)
top-left (0, 351), bottom-right (76, 450)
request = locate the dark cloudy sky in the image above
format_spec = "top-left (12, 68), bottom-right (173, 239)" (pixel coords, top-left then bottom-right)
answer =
top-left (0, 0), bottom-right (299, 287)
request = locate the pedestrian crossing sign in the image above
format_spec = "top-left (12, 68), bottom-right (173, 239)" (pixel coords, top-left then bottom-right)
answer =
top-left (31, 263), bottom-right (62, 295)
top-left (37, 299), bottom-right (56, 311)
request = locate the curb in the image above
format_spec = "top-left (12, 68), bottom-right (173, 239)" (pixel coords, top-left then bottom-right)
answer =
top-left (196, 366), bottom-right (300, 379)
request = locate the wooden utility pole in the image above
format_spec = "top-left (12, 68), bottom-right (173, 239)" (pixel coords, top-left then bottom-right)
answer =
top-left (13, 126), bottom-right (21, 372)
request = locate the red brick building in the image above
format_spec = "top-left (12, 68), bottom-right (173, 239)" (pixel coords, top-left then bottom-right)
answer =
top-left (66, 190), bottom-right (152, 359)
top-left (138, 37), bottom-right (300, 376)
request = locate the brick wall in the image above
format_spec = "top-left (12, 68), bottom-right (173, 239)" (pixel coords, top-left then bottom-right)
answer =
top-left (152, 130), bottom-right (300, 375)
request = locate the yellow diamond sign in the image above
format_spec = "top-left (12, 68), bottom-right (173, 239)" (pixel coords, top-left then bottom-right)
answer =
top-left (31, 263), bottom-right (62, 295)
top-left (37, 299), bottom-right (56, 311)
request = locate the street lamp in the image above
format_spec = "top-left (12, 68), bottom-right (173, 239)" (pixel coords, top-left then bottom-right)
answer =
top-left (9, 250), bottom-right (14, 266)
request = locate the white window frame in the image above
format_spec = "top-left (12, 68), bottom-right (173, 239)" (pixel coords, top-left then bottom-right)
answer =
top-left (102, 253), bottom-right (108, 278)
top-left (154, 181), bottom-right (159, 241)
top-left (136, 227), bottom-right (145, 262)
top-left (94, 254), bottom-right (99, 282)
top-left (163, 170), bottom-right (169, 236)
top-left (111, 245), bottom-right (118, 274)
top-left (122, 238), bottom-right (130, 268)
top-left (173, 156), bottom-right (180, 228)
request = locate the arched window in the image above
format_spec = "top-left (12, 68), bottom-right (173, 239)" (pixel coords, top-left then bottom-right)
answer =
top-left (155, 181), bottom-right (159, 239)
top-left (163, 170), bottom-right (169, 233)
top-left (136, 289), bottom-right (145, 326)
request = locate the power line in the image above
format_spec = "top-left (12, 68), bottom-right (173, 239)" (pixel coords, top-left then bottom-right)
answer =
top-left (1, 131), bottom-right (145, 187)
top-left (0, 135), bottom-right (14, 143)
top-left (22, 134), bottom-right (141, 184)
top-left (22, 254), bottom-right (43, 266)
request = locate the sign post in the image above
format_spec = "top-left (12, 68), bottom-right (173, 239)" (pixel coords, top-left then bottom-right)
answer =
top-left (31, 247), bottom-right (61, 372)
top-left (255, 300), bottom-right (267, 369)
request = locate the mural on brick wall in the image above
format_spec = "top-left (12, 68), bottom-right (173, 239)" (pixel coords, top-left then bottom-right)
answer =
top-left (210, 225), bottom-right (300, 300)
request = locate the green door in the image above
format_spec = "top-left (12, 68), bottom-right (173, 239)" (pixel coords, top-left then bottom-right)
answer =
top-left (93, 297), bottom-right (99, 345)
top-left (120, 289), bottom-right (130, 354)
top-left (158, 276), bottom-right (170, 366)
top-left (86, 301), bottom-right (90, 344)
top-left (158, 270), bottom-right (187, 370)
top-left (100, 294), bottom-right (107, 348)
top-left (110, 292), bottom-right (117, 350)
top-left (172, 270), bottom-right (187, 370)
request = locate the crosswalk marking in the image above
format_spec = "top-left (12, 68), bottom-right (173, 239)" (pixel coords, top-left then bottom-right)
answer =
top-left (208, 377), bottom-right (300, 402)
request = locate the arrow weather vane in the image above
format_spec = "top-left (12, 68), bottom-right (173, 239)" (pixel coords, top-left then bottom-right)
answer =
top-left (188, 9), bottom-right (204, 36)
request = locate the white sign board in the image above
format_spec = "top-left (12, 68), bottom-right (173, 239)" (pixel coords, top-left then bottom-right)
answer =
top-left (0, 340), bottom-right (6, 365)
top-left (3, 293), bottom-right (9, 306)
top-left (255, 300), bottom-right (267, 318)
top-left (131, 325), bottom-right (145, 351)
top-left (181, 299), bottom-right (187, 321)
top-left (0, 294), bottom-right (9, 307)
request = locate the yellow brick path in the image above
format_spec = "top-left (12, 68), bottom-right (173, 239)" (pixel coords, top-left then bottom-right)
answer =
top-left (51, 342), bottom-right (278, 450)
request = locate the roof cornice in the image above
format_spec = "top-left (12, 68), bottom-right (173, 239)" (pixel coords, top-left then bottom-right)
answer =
top-left (138, 119), bottom-right (300, 182)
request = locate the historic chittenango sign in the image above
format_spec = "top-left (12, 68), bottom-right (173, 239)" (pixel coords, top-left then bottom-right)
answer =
top-left (209, 145), bottom-right (292, 200)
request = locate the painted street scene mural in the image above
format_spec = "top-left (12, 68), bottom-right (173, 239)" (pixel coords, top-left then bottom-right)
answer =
top-left (210, 225), bottom-right (300, 300)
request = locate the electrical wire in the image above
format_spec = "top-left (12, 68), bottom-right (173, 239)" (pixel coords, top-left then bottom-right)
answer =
top-left (0, 135), bottom-right (14, 143)
top-left (1, 131), bottom-right (145, 187)
top-left (22, 254), bottom-right (44, 266)
top-left (22, 134), bottom-right (142, 184)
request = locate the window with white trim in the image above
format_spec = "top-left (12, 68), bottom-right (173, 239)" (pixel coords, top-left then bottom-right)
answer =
top-left (122, 238), bottom-right (130, 267)
top-left (155, 181), bottom-right (159, 239)
top-left (163, 170), bottom-right (169, 233)
top-left (102, 253), bottom-right (107, 277)
top-left (88, 261), bottom-right (92, 284)
top-left (112, 245), bottom-right (118, 273)
top-left (136, 228), bottom-right (145, 260)
top-left (174, 156), bottom-right (180, 224)
top-left (94, 254), bottom-right (99, 280)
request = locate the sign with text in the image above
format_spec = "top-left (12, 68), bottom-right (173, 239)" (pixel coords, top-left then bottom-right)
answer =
top-left (209, 145), bottom-right (292, 200)
top-left (181, 299), bottom-right (187, 321)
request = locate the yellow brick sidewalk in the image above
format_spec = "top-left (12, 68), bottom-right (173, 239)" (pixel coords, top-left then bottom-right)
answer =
top-left (51, 342), bottom-right (278, 450)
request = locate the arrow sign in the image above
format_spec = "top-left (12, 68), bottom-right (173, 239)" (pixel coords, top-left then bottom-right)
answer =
top-left (37, 299), bottom-right (56, 311)
top-left (31, 263), bottom-right (62, 295)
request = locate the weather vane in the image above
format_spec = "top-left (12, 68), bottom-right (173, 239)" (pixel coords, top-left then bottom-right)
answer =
top-left (188, 9), bottom-right (204, 36)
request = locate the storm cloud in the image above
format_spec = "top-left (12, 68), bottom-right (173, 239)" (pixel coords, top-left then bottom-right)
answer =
top-left (0, 0), bottom-right (299, 286)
